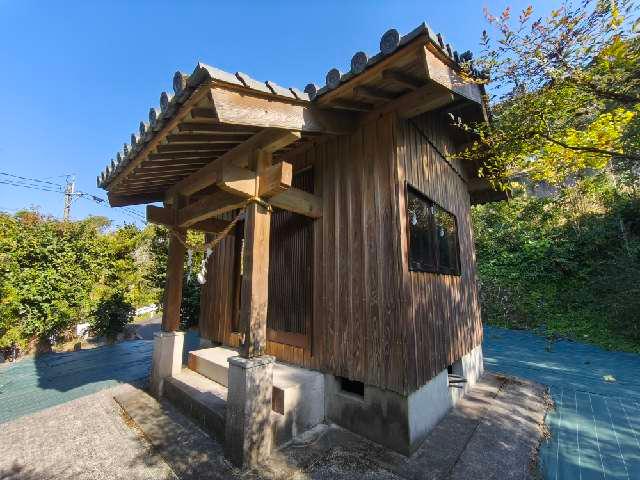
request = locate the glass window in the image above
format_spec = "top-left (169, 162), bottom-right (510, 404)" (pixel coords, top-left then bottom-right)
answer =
top-left (407, 185), bottom-right (461, 275)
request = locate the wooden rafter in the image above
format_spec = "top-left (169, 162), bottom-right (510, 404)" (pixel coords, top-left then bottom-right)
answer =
top-left (157, 143), bottom-right (241, 153)
top-left (353, 86), bottom-right (397, 101)
top-left (148, 152), bottom-right (223, 161)
top-left (381, 69), bottom-right (424, 89)
top-left (107, 84), bottom-right (213, 192)
top-left (166, 133), bottom-right (251, 143)
top-left (177, 123), bottom-right (259, 134)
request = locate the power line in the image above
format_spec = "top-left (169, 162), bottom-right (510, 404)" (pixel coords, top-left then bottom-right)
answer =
top-left (0, 177), bottom-right (146, 224)
top-left (0, 171), bottom-right (65, 188)
top-left (0, 179), bottom-right (64, 194)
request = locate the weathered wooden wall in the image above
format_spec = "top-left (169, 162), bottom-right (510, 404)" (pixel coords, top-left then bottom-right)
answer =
top-left (395, 112), bottom-right (483, 392)
top-left (199, 110), bottom-right (482, 395)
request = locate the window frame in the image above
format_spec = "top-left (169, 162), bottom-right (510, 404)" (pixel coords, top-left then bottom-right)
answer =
top-left (405, 183), bottom-right (462, 276)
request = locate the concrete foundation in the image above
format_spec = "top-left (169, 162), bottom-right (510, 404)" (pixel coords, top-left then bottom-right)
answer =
top-left (149, 331), bottom-right (185, 397)
top-left (270, 362), bottom-right (325, 446)
top-left (224, 355), bottom-right (275, 469)
top-left (325, 344), bottom-right (484, 455)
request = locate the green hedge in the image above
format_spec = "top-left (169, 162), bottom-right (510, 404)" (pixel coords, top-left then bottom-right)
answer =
top-left (0, 212), bottom-right (165, 350)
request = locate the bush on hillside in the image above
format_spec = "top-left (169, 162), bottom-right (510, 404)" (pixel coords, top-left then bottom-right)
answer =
top-left (473, 173), bottom-right (640, 352)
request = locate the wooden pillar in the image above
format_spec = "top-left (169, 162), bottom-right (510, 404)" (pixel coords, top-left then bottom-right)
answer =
top-left (239, 149), bottom-right (272, 358)
top-left (161, 227), bottom-right (186, 332)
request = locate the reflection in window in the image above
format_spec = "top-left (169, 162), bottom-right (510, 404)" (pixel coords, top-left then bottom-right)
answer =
top-left (407, 185), bottom-right (461, 275)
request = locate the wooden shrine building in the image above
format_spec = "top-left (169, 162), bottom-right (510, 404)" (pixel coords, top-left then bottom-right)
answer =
top-left (98, 22), bottom-right (503, 467)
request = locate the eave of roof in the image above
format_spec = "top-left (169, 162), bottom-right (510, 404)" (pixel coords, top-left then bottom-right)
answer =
top-left (97, 64), bottom-right (311, 189)
top-left (303, 22), bottom-right (473, 100)
top-left (98, 21), bottom-right (478, 192)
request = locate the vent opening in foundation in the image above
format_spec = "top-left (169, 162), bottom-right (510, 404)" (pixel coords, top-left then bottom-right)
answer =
top-left (338, 376), bottom-right (364, 397)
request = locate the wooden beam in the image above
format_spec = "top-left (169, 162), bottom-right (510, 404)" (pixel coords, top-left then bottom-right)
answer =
top-left (217, 165), bottom-right (257, 198)
top-left (208, 86), bottom-right (358, 135)
top-left (362, 81), bottom-right (456, 123)
top-left (328, 99), bottom-right (374, 112)
top-left (353, 86), bottom-right (397, 101)
top-left (257, 162), bottom-right (292, 198)
top-left (269, 187), bottom-right (322, 218)
top-left (422, 46), bottom-right (483, 105)
top-left (382, 69), bottom-right (424, 89)
top-left (177, 190), bottom-right (246, 227)
top-left (108, 192), bottom-right (164, 207)
top-left (146, 204), bottom-right (232, 233)
top-left (166, 129), bottom-right (301, 200)
top-left (188, 107), bottom-right (217, 119)
top-left (162, 197), bottom-right (187, 332)
top-left (146, 204), bottom-right (174, 225)
top-left (148, 152), bottom-right (222, 161)
top-left (238, 148), bottom-right (273, 359)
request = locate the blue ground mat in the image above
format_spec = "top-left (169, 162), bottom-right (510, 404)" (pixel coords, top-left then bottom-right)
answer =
top-left (0, 330), bottom-right (202, 424)
top-left (484, 326), bottom-right (640, 480)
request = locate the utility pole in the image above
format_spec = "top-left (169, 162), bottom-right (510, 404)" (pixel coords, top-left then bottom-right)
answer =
top-left (63, 175), bottom-right (75, 221)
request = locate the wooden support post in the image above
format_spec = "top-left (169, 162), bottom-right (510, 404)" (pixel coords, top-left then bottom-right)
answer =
top-left (161, 199), bottom-right (186, 332)
top-left (239, 149), bottom-right (272, 358)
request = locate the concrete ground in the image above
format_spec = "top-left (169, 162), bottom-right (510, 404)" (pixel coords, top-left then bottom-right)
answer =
top-left (6, 324), bottom-right (633, 479)
top-left (0, 384), bottom-right (176, 480)
top-left (0, 370), bottom-right (546, 480)
top-left (484, 326), bottom-right (640, 479)
top-left (114, 372), bottom-right (547, 480)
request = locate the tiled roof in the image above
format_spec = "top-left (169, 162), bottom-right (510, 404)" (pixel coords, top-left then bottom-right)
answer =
top-left (98, 22), bottom-right (471, 190)
top-left (97, 63), bottom-right (310, 189)
top-left (304, 22), bottom-right (471, 99)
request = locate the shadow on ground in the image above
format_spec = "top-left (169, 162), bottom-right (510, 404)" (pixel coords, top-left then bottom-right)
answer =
top-left (0, 320), bottom-right (201, 424)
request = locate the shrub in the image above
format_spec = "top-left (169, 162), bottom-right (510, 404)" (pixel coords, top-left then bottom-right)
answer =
top-left (473, 173), bottom-right (640, 352)
top-left (91, 292), bottom-right (135, 338)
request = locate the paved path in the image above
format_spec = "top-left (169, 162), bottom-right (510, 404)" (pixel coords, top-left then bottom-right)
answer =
top-left (484, 326), bottom-right (640, 480)
top-left (0, 384), bottom-right (176, 480)
top-left (0, 326), bottom-right (201, 424)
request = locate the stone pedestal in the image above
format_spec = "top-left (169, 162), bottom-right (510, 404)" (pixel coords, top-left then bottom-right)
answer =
top-left (150, 331), bottom-right (185, 397)
top-left (224, 355), bottom-right (275, 469)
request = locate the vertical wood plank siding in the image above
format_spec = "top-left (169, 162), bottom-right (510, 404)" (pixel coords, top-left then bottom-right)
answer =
top-left (267, 169), bottom-right (314, 336)
top-left (395, 112), bottom-right (483, 392)
top-left (199, 110), bottom-right (482, 395)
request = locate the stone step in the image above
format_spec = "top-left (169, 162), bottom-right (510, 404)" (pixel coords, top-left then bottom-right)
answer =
top-left (185, 347), bottom-right (325, 446)
top-left (163, 368), bottom-right (227, 442)
top-left (113, 387), bottom-right (233, 479)
top-left (188, 346), bottom-right (237, 388)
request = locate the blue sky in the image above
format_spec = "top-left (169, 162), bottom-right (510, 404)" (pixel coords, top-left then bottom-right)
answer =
top-left (0, 0), bottom-right (557, 227)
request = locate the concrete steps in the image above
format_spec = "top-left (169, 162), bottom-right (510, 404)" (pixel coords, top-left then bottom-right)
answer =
top-left (113, 387), bottom-right (234, 479)
top-left (163, 368), bottom-right (227, 442)
top-left (187, 346), bottom-right (236, 388)
top-left (178, 346), bottom-right (325, 446)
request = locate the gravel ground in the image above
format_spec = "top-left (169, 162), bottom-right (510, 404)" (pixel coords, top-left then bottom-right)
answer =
top-left (0, 384), bottom-right (176, 480)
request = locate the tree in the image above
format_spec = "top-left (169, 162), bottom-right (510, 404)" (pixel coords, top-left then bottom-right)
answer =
top-left (459, 0), bottom-right (640, 185)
